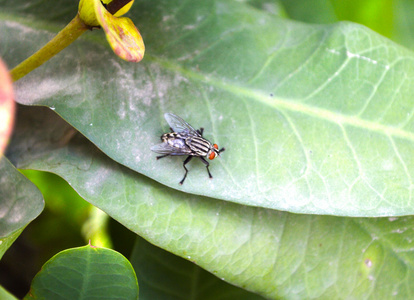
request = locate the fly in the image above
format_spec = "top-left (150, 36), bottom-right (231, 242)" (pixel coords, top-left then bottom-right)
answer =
top-left (151, 113), bottom-right (225, 185)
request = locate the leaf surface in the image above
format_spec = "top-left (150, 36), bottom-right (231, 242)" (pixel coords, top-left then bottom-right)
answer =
top-left (3, 0), bottom-right (414, 216)
top-left (0, 157), bottom-right (43, 245)
top-left (24, 244), bottom-right (138, 300)
top-left (8, 105), bottom-right (414, 299)
top-left (131, 235), bottom-right (265, 300)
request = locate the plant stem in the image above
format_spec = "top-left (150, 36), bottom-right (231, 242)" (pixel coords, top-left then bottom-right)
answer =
top-left (10, 14), bottom-right (89, 82)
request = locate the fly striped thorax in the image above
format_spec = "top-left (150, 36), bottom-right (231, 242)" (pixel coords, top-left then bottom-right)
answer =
top-left (186, 136), bottom-right (211, 156)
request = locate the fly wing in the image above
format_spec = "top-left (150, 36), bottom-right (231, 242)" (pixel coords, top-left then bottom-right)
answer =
top-left (150, 142), bottom-right (191, 156)
top-left (164, 113), bottom-right (200, 136)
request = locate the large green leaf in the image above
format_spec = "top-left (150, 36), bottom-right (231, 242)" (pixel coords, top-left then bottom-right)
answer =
top-left (0, 157), bottom-right (44, 258)
top-left (8, 105), bottom-right (414, 299)
top-left (2, 0), bottom-right (414, 216)
top-left (24, 244), bottom-right (139, 300)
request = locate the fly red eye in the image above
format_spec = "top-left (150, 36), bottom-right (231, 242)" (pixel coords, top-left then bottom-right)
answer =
top-left (209, 151), bottom-right (216, 160)
top-left (213, 144), bottom-right (218, 149)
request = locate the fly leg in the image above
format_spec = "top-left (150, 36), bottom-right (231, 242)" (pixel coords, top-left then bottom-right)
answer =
top-left (180, 156), bottom-right (193, 185)
top-left (156, 154), bottom-right (170, 160)
top-left (199, 157), bottom-right (213, 179)
top-left (197, 128), bottom-right (204, 136)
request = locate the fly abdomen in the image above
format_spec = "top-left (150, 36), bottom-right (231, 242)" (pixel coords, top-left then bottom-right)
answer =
top-left (162, 133), bottom-right (187, 150)
top-left (186, 136), bottom-right (211, 156)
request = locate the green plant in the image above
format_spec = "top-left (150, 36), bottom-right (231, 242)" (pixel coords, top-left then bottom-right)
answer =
top-left (1, 0), bottom-right (414, 299)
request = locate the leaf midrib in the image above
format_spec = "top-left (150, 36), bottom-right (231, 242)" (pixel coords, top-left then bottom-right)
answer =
top-left (148, 55), bottom-right (414, 142)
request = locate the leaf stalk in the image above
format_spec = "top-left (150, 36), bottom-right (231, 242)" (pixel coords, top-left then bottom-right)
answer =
top-left (10, 14), bottom-right (89, 82)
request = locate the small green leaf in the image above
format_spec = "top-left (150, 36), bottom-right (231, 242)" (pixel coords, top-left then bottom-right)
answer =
top-left (0, 229), bottom-right (23, 262)
top-left (0, 157), bottom-right (44, 240)
top-left (24, 244), bottom-right (138, 300)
